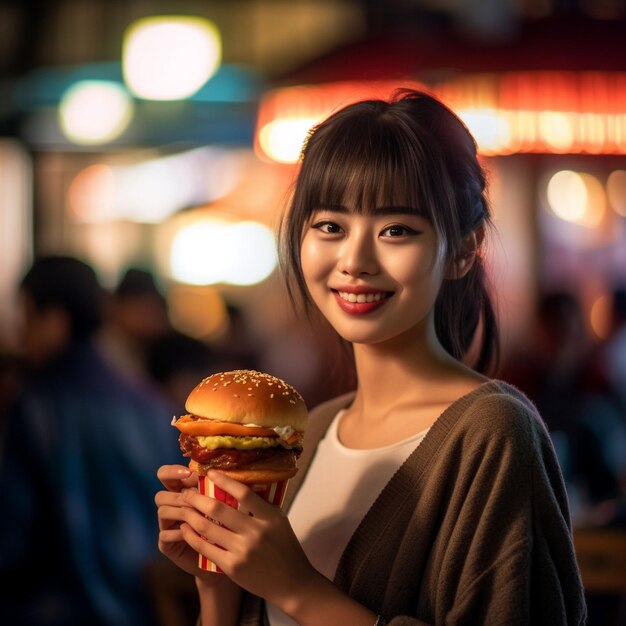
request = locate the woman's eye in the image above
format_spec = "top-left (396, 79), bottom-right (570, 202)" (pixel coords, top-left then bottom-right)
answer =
top-left (312, 221), bottom-right (342, 234)
top-left (381, 224), bottom-right (416, 237)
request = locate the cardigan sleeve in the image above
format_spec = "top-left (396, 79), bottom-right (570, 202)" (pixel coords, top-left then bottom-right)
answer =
top-left (437, 395), bottom-right (583, 625)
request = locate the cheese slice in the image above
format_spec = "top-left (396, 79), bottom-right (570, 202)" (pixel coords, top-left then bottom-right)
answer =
top-left (195, 435), bottom-right (295, 450)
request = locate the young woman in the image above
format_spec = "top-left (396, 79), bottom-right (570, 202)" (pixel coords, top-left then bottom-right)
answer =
top-left (155, 90), bottom-right (587, 625)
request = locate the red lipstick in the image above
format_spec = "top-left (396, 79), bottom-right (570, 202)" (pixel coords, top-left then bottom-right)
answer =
top-left (332, 289), bottom-right (392, 316)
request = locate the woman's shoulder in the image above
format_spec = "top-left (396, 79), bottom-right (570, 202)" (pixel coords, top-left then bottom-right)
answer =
top-left (456, 379), bottom-right (547, 441)
top-left (471, 379), bottom-right (538, 411)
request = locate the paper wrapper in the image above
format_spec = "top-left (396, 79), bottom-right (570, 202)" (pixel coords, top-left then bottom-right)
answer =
top-left (197, 475), bottom-right (288, 572)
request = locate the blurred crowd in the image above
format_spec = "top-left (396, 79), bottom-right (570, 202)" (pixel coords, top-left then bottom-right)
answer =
top-left (0, 256), bottom-right (262, 626)
top-left (500, 289), bottom-right (626, 625)
top-left (0, 254), bottom-right (624, 626)
top-left (501, 289), bottom-right (626, 528)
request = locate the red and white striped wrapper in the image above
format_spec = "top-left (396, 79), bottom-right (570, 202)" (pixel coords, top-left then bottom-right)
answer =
top-left (197, 475), bottom-right (289, 572)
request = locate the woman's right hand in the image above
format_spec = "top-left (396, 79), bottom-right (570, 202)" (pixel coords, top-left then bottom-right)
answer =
top-left (155, 464), bottom-right (216, 580)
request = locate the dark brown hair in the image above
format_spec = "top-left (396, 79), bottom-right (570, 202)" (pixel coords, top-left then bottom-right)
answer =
top-left (20, 256), bottom-right (104, 341)
top-left (279, 89), bottom-right (499, 374)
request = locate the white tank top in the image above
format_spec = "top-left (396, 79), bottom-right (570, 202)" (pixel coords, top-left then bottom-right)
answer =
top-left (266, 410), bottom-right (430, 626)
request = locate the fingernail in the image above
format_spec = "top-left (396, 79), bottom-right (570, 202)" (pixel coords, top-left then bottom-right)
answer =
top-left (178, 467), bottom-right (191, 477)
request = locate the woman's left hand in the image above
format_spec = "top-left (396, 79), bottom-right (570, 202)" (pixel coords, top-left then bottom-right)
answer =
top-left (179, 470), bottom-right (318, 609)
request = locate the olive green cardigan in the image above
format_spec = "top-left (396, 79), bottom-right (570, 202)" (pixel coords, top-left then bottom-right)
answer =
top-left (240, 381), bottom-right (587, 625)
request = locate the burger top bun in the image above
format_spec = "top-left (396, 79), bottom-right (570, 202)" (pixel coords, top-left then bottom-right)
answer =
top-left (185, 370), bottom-right (308, 432)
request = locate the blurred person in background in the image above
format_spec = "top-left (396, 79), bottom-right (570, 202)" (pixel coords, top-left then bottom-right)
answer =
top-left (145, 330), bottom-right (221, 626)
top-left (210, 303), bottom-right (262, 373)
top-left (147, 330), bottom-right (221, 414)
top-left (501, 291), bottom-right (622, 525)
top-left (98, 267), bottom-right (172, 385)
top-left (602, 287), bottom-right (626, 492)
top-left (0, 256), bottom-right (180, 626)
top-left (576, 286), bottom-right (626, 527)
top-left (601, 287), bottom-right (626, 414)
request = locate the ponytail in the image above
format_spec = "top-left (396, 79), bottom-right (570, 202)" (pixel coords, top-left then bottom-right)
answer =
top-left (434, 259), bottom-right (500, 375)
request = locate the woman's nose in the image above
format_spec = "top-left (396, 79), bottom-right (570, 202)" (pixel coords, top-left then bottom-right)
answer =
top-left (337, 232), bottom-right (379, 276)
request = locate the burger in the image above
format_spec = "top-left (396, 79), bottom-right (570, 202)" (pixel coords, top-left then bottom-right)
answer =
top-left (172, 369), bottom-right (308, 484)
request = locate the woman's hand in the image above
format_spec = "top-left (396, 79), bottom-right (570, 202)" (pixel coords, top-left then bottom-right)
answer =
top-left (178, 470), bottom-right (319, 611)
top-left (156, 465), bottom-right (244, 625)
top-left (154, 464), bottom-right (217, 581)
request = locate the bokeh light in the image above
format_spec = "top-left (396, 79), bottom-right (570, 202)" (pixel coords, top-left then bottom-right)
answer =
top-left (258, 118), bottom-right (318, 163)
top-left (68, 164), bottom-right (117, 221)
top-left (546, 170), bottom-right (606, 228)
top-left (123, 16), bottom-right (221, 101)
top-left (607, 170), bottom-right (626, 216)
top-left (67, 148), bottom-right (240, 224)
top-left (169, 218), bottom-right (277, 286)
top-left (590, 293), bottom-right (613, 340)
top-left (457, 108), bottom-right (512, 154)
top-left (59, 80), bottom-right (133, 144)
top-left (539, 112), bottom-right (575, 151)
top-left (168, 285), bottom-right (228, 339)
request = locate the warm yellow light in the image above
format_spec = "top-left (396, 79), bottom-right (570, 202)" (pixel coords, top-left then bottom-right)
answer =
top-left (457, 108), bottom-right (512, 154)
top-left (257, 73), bottom-right (626, 158)
top-left (578, 173), bottom-right (607, 228)
top-left (607, 170), bottom-right (626, 216)
top-left (539, 112), bottom-right (575, 151)
top-left (123, 16), bottom-right (221, 100)
top-left (547, 170), bottom-right (587, 222)
top-left (590, 293), bottom-right (612, 340)
top-left (168, 285), bottom-right (228, 339)
top-left (580, 113), bottom-right (606, 152)
top-left (68, 164), bottom-right (117, 222)
top-left (169, 219), bottom-right (277, 285)
top-left (515, 110), bottom-right (538, 147)
top-left (546, 170), bottom-right (606, 228)
top-left (258, 118), bottom-right (318, 164)
top-left (59, 81), bottom-right (133, 144)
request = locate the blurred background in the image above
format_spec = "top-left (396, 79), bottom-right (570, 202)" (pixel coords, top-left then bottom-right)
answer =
top-left (0, 0), bottom-right (625, 625)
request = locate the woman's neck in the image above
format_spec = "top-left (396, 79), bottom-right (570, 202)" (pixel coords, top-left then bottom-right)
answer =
top-left (349, 323), bottom-right (485, 421)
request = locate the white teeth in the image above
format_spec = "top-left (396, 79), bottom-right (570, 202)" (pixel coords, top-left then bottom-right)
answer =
top-left (338, 291), bottom-right (386, 303)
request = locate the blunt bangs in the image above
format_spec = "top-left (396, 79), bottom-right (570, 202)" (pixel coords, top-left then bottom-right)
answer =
top-left (299, 103), bottom-right (435, 220)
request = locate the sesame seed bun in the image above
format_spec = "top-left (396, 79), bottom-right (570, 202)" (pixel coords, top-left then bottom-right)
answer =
top-left (185, 369), bottom-right (308, 432)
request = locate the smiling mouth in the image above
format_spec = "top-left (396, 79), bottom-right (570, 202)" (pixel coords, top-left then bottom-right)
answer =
top-left (335, 290), bottom-right (393, 303)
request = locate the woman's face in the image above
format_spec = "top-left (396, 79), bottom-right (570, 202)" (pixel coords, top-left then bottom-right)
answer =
top-left (300, 204), bottom-right (447, 347)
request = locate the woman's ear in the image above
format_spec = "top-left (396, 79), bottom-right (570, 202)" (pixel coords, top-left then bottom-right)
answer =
top-left (445, 225), bottom-right (484, 280)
